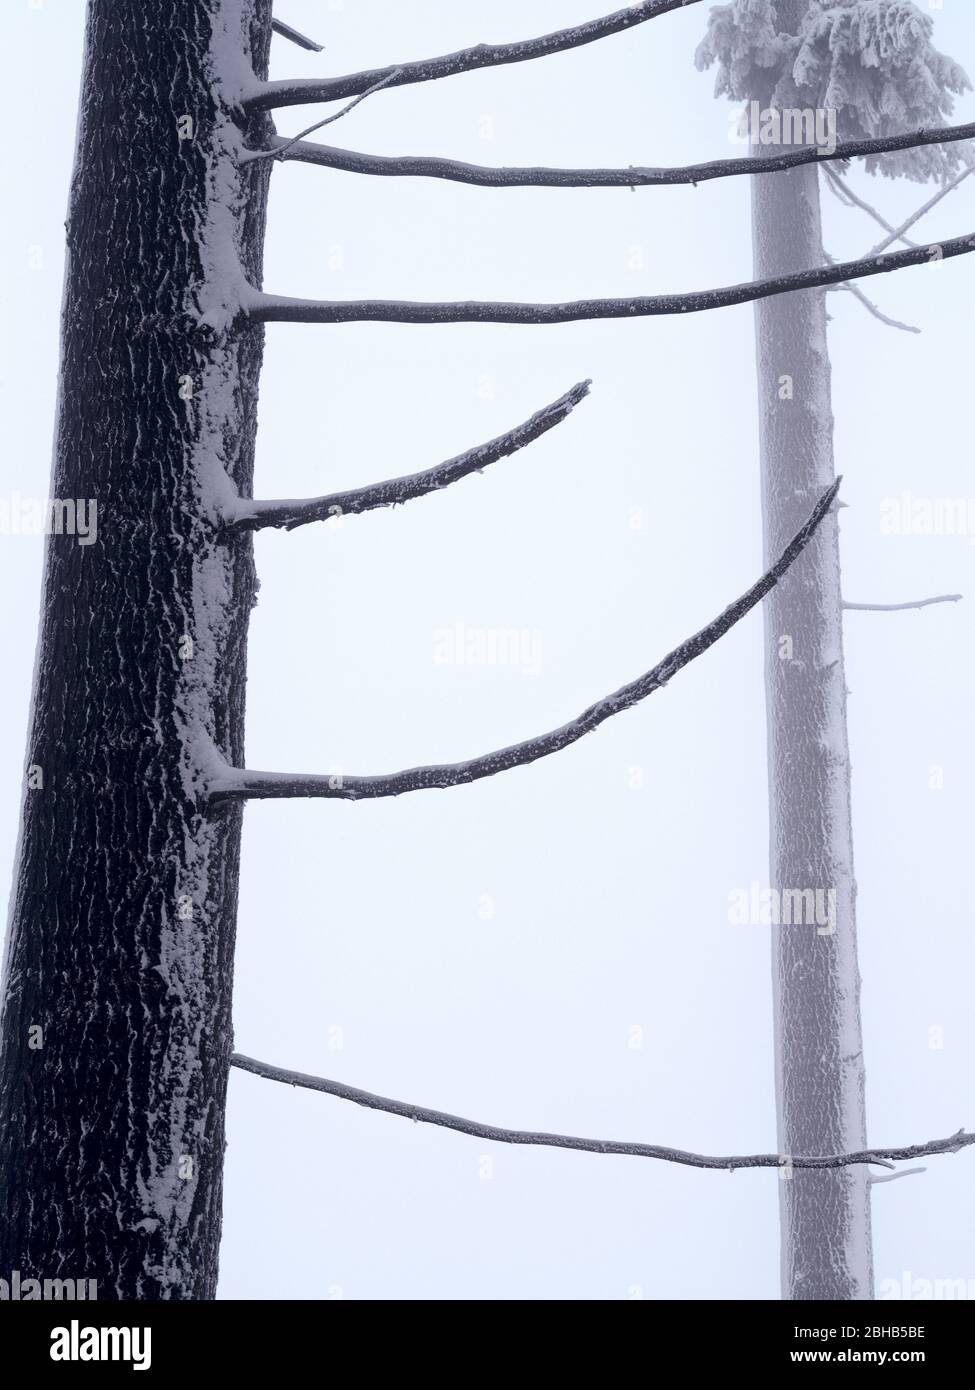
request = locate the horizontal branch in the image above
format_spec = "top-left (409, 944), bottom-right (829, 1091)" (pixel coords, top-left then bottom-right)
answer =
top-left (271, 18), bottom-right (323, 52)
top-left (230, 1054), bottom-right (975, 1174)
top-left (245, 232), bottom-right (975, 327)
top-left (223, 380), bottom-right (591, 532)
top-left (843, 594), bottom-right (962, 612)
top-left (245, 0), bottom-right (701, 110)
top-left (209, 480), bottom-right (840, 803)
top-left (249, 120), bottom-right (975, 186)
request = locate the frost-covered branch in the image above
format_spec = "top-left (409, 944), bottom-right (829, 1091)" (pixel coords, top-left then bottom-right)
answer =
top-left (271, 18), bottom-right (323, 52)
top-left (223, 381), bottom-right (590, 532)
top-left (243, 71), bottom-right (403, 165)
top-left (868, 163), bottom-right (975, 258)
top-left (230, 1054), bottom-right (975, 1175)
top-left (868, 1167), bottom-right (927, 1186)
top-left (244, 233), bottom-right (975, 326)
top-left (823, 166), bottom-right (917, 249)
top-left (828, 280), bottom-right (919, 334)
top-left (253, 120), bottom-right (975, 188)
top-left (244, 0), bottom-right (702, 110)
top-left (843, 594), bottom-right (962, 613)
top-left (209, 481), bottom-right (840, 804)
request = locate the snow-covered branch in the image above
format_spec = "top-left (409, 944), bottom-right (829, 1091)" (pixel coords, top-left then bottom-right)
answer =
top-left (843, 595), bottom-right (962, 613)
top-left (827, 277), bottom-right (920, 334)
top-left (254, 120), bottom-right (975, 188)
top-left (868, 1167), bottom-right (927, 1186)
top-left (243, 233), bottom-right (975, 327)
top-left (244, 0), bottom-right (702, 110)
top-left (209, 481), bottom-right (840, 804)
top-left (230, 1054), bottom-right (975, 1175)
top-left (271, 18), bottom-right (323, 53)
top-left (223, 381), bottom-right (590, 533)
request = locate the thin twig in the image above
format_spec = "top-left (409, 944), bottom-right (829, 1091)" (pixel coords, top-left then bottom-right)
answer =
top-left (230, 1055), bottom-right (975, 1175)
top-left (868, 162), bottom-right (975, 257)
top-left (244, 0), bottom-right (703, 110)
top-left (245, 71), bottom-right (402, 166)
top-left (243, 232), bottom-right (975, 326)
top-left (843, 595), bottom-right (962, 612)
top-left (271, 18), bottom-right (324, 53)
top-left (826, 161), bottom-right (975, 335)
top-left (223, 381), bottom-right (591, 532)
top-left (250, 120), bottom-right (975, 187)
top-left (209, 482), bottom-right (840, 803)
top-left (829, 281), bottom-right (920, 334)
top-left (823, 165), bottom-right (918, 249)
top-left (869, 1167), bottom-right (927, 1186)
top-left (824, 164), bottom-right (857, 207)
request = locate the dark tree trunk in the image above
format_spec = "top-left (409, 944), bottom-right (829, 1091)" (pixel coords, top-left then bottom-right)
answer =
top-left (749, 0), bottom-right (872, 1300)
top-left (0, 0), bottom-right (273, 1298)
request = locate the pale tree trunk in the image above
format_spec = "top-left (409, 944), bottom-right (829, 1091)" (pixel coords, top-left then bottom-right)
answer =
top-left (0, 0), bottom-right (273, 1298)
top-left (749, 0), bottom-right (873, 1300)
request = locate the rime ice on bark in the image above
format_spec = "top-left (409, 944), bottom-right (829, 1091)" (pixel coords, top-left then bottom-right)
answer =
top-left (0, 0), bottom-right (273, 1300)
top-left (695, 0), bottom-right (969, 1304)
top-left (151, 0), bottom-right (261, 1283)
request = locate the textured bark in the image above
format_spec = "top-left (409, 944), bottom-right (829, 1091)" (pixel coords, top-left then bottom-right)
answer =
top-left (750, 0), bottom-right (873, 1301)
top-left (0, 0), bottom-right (273, 1298)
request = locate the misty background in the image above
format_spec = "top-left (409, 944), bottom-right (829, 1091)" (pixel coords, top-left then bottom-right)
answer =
top-left (2, 0), bottom-right (973, 1299)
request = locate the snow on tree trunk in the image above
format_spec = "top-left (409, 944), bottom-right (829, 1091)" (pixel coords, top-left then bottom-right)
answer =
top-left (0, 0), bottom-right (273, 1298)
top-left (698, 0), bottom-right (971, 1309)
top-left (750, 3), bottom-right (872, 1299)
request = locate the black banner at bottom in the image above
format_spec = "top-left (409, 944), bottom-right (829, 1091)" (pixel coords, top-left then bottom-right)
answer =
top-left (0, 1297), bottom-right (969, 1374)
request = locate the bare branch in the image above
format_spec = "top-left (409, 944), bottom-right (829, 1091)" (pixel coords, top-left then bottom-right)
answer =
top-left (271, 18), bottom-right (324, 52)
top-left (869, 1167), bottom-right (927, 1186)
top-left (223, 380), bottom-right (591, 532)
top-left (244, 71), bottom-right (403, 166)
top-left (250, 120), bottom-right (975, 188)
top-left (824, 163), bottom-right (858, 207)
top-left (244, 0), bottom-right (702, 110)
top-left (829, 281), bottom-right (920, 334)
top-left (823, 165), bottom-right (918, 249)
top-left (244, 232), bottom-right (975, 327)
top-left (230, 1054), bottom-right (975, 1175)
top-left (843, 594), bottom-right (962, 612)
top-left (868, 162), bottom-right (975, 258)
top-left (209, 480), bottom-right (840, 804)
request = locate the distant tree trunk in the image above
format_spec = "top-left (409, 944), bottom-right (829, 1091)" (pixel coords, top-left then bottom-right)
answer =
top-left (749, 0), bottom-right (873, 1300)
top-left (0, 0), bottom-right (272, 1298)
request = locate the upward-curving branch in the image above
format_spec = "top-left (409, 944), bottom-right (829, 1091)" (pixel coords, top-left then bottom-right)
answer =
top-left (209, 480), bottom-right (840, 804)
top-left (245, 0), bottom-right (703, 110)
top-left (248, 121), bottom-right (975, 187)
top-left (222, 381), bottom-right (591, 532)
top-left (245, 233), bottom-right (975, 327)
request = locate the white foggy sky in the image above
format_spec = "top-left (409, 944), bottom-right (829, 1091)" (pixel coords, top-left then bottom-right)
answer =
top-left (1, 0), bottom-right (974, 1299)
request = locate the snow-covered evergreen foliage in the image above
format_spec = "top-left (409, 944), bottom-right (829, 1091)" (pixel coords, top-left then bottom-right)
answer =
top-left (696, 0), bottom-right (972, 181)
